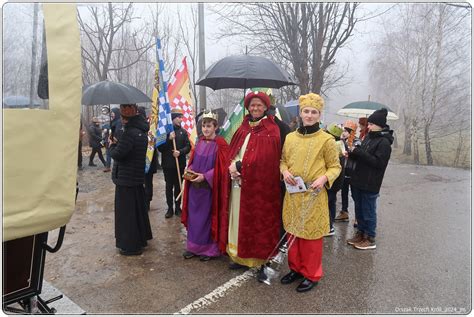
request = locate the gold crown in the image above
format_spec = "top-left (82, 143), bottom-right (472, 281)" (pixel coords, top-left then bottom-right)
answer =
top-left (202, 110), bottom-right (218, 121)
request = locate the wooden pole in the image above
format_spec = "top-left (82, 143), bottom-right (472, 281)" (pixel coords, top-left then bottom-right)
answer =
top-left (172, 138), bottom-right (183, 191)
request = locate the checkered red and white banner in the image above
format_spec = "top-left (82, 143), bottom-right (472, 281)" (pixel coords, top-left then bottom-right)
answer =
top-left (167, 57), bottom-right (198, 146)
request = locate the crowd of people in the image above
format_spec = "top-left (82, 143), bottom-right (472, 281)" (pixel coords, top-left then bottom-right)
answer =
top-left (78, 90), bottom-right (394, 293)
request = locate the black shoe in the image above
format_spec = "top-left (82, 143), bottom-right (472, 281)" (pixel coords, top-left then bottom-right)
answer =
top-left (296, 278), bottom-right (318, 292)
top-left (228, 262), bottom-right (248, 270)
top-left (257, 265), bottom-right (267, 283)
top-left (199, 255), bottom-right (211, 262)
top-left (281, 271), bottom-right (303, 284)
top-left (165, 209), bottom-right (173, 218)
top-left (88, 163), bottom-right (97, 167)
top-left (183, 251), bottom-right (195, 259)
top-left (175, 207), bottom-right (182, 217)
top-left (119, 249), bottom-right (143, 256)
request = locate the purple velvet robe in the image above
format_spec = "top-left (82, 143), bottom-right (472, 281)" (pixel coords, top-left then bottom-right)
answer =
top-left (186, 139), bottom-right (220, 256)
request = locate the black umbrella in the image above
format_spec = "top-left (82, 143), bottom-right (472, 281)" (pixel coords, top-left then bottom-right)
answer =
top-left (196, 55), bottom-right (297, 90)
top-left (82, 80), bottom-right (151, 105)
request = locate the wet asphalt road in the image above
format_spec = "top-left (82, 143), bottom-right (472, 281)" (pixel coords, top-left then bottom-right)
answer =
top-left (44, 160), bottom-right (471, 314)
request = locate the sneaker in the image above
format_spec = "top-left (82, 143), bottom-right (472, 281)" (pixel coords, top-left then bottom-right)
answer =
top-left (353, 237), bottom-right (376, 250)
top-left (334, 211), bottom-right (349, 222)
top-left (324, 227), bottom-right (335, 237)
top-left (347, 231), bottom-right (364, 245)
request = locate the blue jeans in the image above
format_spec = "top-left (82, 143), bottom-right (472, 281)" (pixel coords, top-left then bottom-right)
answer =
top-left (105, 146), bottom-right (112, 168)
top-left (350, 185), bottom-right (379, 238)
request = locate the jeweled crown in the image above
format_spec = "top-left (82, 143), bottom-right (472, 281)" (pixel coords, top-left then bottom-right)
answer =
top-left (202, 110), bottom-right (218, 121)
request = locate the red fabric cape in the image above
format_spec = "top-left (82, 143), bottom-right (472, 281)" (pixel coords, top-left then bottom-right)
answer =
top-left (226, 115), bottom-right (282, 259)
top-left (181, 135), bottom-right (230, 253)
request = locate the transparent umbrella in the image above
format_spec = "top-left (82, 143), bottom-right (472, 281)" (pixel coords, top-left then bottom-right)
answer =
top-left (337, 101), bottom-right (399, 120)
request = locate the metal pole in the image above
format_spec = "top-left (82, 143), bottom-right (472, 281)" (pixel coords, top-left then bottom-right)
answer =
top-left (198, 3), bottom-right (206, 113)
top-left (29, 3), bottom-right (39, 108)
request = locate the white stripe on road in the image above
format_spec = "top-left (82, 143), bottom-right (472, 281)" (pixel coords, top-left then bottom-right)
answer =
top-left (175, 268), bottom-right (257, 315)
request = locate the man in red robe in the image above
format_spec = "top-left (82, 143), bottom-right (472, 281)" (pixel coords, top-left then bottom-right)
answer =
top-left (226, 90), bottom-right (282, 282)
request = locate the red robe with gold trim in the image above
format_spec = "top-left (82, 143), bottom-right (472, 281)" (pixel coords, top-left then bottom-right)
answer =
top-left (226, 115), bottom-right (282, 259)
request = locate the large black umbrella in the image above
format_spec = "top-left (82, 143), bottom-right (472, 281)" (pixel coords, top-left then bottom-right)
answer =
top-left (82, 80), bottom-right (151, 105)
top-left (196, 55), bottom-right (297, 90)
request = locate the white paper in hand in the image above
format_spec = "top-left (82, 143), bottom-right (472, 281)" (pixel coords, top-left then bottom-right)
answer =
top-left (285, 176), bottom-right (307, 194)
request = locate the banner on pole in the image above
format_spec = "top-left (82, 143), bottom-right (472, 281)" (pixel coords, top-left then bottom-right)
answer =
top-left (168, 57), bottom-right (198, 147)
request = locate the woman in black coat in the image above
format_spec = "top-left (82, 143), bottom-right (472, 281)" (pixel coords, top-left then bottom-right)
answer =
top-left (109, 104), bottom-right (152, 255)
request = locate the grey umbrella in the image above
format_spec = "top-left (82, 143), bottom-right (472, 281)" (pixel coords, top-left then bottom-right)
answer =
top-left (82, 80), bottom-right (151, 105)
top-left (196, 55), bottom-right (297, 90)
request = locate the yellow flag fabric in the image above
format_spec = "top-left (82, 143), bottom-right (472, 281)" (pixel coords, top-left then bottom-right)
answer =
top-left (3, 4), bottom-right (82, 241)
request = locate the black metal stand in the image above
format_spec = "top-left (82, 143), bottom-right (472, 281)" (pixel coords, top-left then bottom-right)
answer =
top-left (3, 225), bottom-right (66, 314)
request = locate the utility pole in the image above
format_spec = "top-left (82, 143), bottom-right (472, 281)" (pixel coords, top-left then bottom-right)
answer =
top-left (198, 3), bottom-right (206, 112)
top-left (29, 3), bottom-right (39, 108)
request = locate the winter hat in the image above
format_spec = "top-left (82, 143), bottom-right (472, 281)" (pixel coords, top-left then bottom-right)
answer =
top-left (368, 108), bottom-right (388, 128)
top-left (327, 123), bottom-right (343, 138)
top-left (244, 91), bottom-right (271, 109)
top-left (120, 104), bottom-right (138, 118)
top-left (299, 93), bottom-right (324, 112)
top-left (359, 117), bottom-right (368, 126)
top-left (171, 107), bottom-right (184, 120)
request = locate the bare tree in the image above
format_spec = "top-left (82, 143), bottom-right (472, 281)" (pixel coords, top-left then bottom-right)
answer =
top-left (176, 4), bottom-right (199, 108)
top-left (211, 3), bottom-right (359, 97)
top-left (78, 3), bottom-right (155, 84)
top-left (369, 3), bottom-right (470, 167)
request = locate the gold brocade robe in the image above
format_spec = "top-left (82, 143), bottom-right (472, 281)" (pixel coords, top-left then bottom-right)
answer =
top-left (280, 129), bottom-right (341, 240)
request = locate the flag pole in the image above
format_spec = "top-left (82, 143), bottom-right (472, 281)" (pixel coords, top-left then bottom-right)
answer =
top-left (173, 138), bottom-right (183, 192)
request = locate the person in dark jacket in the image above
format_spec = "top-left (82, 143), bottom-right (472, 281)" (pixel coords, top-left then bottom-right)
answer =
top-left (109, 104), bottom-right (152, 256)
top-left (346, 108), bottom-right (393, 250)
top-left (103, 108), bottom-right (123, 172)
top-left (158, 107), bottom-right (191, 218)
top-left (88, 117), bottom-right (107, 167)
